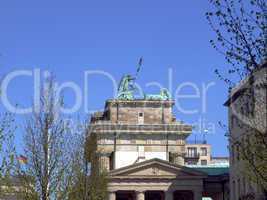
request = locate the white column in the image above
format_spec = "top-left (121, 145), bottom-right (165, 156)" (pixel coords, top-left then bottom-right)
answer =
top-left (194, 190), bottom-right (202, 200)
top-left (136, 191), bottom-right (145, 200)
top-left (100, 154), bottom-right (111, 171)
top-left (108, 191), bottom-right (116, 200)
top-left (165, 191), bottom-right (173, 200)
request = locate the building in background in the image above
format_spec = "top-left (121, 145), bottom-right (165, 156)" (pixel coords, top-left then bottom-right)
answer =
top-left (184, 142), bottom-right (229, 168)
top-left (185, 143), bottom-right (211, 166)
top-left (210, 157), bottom-right (229, 168)
top-left (224, 62), bottom-right (267, 200)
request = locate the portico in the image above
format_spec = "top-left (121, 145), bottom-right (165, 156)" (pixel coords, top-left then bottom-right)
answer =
top-left (108, 159), bottom-right (206, 200)
top-left (109, 188), bottom-right (202, 200)
top-left (109, 190), bottom-right (198, 200)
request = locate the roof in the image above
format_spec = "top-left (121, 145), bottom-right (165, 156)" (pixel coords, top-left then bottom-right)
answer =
top-left (224, 61), bottom-right (267, 107)
top-left (192, 167), bottom-right (229, 176)
top-left (211, 156), bottom-right (229, 160)
top-left (223, 88), bottom-right (247, 107)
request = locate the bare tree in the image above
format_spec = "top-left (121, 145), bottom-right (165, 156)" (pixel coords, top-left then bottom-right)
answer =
top-left (66, 128), bottom-right (87, 200)
top-left (19, 79), bottom-right (72, 200)
top-left (0, 112), bottom-right (16, 199)
top-left (207, 0), bottom-right (266, 86)
top-left (207, 0), bottom-right (267, 199)
top-left (0, 66), bottom-right (17, 198)
top-left (67, 124), bottom-right (108, 200)
top-left (85, 132), bottom-right (108, 200)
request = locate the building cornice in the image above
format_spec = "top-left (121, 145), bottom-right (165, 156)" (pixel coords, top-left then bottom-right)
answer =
top-left (105, 99), bottom-right (175, 108)
top-left (88, 123), bottom-right (192, 135)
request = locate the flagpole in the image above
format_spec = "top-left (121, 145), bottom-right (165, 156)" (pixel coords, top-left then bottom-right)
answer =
top-left (203, 129), bottom-right (208, 144)
top-left (135, 56), bottom-right (143, 79)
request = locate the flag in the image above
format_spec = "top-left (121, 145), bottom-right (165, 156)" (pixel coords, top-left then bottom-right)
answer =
top-left (137, 57), bottom-right (143, 73)
top-left (17, 155), bottom-right (28, 164)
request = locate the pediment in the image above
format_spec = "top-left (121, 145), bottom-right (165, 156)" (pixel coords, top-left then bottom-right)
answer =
top-left (117, 164), bottom-right (189, 176)
top-left (109, 158), bottom-right (207, 178)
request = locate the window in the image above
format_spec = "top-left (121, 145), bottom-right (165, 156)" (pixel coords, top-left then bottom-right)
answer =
top-left (243, 177), bottom-right (246, 195)
top-left (248, 178), bottom-right (253, 192)
top-left (201, 147), bottom-right (207, 156)
top-left (245, 102), bottom-right (250, 115)
top-left (201, 160), bottom-right (207, 165)
top-left (233, 180), bottom-right (236, 200)
top-left (138, 112), bottom-right (144, 124)
top-left (236, 145), bottom-right (240, 160)
top-left (187, 147), bottom-right (197, 158)
top-left (231, 115), bottom-right (235, 128)
top-left (186, 160), bottom-right (198, 165)
top-left (231, 145), bottom-right (235, 164)
top-left (240, 106), bottom-right (244, 116)
top-left (146, 139), bottom-right (153, 145)
top-left (247, 88), bottom-right (255, 116)
top-left (238, 179), bottom-right (241, 199)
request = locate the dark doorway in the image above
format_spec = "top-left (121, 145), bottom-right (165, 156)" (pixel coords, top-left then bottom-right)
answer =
top-left (145, 191), bottom-right (164, 200)
top-left (173, 190), bottom-right (194, 200)
top-left (116, 191), bottom-right (135, 200)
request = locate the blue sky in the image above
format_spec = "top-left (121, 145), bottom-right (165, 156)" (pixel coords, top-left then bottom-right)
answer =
top-left (0, 0), bottom-right (229, 156)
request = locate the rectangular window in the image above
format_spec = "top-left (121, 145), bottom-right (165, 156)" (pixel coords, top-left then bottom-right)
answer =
top-left (243, 177), bottom-right (246, 195)
top-left (231, 145), bottom-right (235, 165)
top-left (249, 178), bottom-right (252, 191)
top-left (237, 145), bottom-right (240, 161)
top-left (201, 160), bottom-right (207, 165)
top-left (240, 106), bottom-right (244, 116)
top-left (186, 160), bottom-right (198, 165)
top-left (201, 147), bottom-right (207, 156)
top-left (187, 147), bottom-right (197, 158)
top-left (245, 102), bottom-right (250, 115)
top-left (233, 180), bottom-right (236, 200)
top-left (138, 112), bottom-right (144, 125)
top-left (238, 179), bottom-right (241, 199)
top-left (146, 139), bottom-right (153, 144)
top-left (231, 115), bottom-right (235, 128)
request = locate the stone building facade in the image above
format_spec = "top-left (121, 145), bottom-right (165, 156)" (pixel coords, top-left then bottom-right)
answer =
top-left (89, 100), bottom-right (191, 171)
top-left (88, 99), bottom-right (229, 200)
top-left (224, 62), bottom-right (267, 200)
